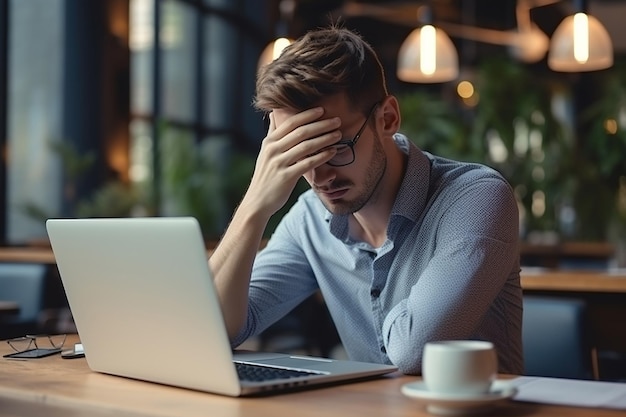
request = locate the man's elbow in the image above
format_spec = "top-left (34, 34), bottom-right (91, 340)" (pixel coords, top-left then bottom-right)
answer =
top-left (386, 344), bottom-right (422, 375)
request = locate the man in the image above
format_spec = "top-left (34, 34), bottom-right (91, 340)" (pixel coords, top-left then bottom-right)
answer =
top-left (209, 26), bottom-right (523, 375)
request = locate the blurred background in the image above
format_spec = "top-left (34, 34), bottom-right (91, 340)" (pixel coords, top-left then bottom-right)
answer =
top-left (1, 0), bottom-right (626, 380)
top-left (1, 0), bottom-right (625, 248)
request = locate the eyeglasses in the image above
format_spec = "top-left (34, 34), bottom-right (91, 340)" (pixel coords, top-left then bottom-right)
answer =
top-left (6, 334), bottom-right (67, 354)
top-left (326, 103), bottom-right (379, 167)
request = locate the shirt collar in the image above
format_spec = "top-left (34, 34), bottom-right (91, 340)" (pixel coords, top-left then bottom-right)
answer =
top-left (390, 133), bottom-right (431, 223)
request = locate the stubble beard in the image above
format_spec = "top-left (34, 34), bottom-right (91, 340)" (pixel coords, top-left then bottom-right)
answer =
top-left (318, 133), bottom-right (387, 215)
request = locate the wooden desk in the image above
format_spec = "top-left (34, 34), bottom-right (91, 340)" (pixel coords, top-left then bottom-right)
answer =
top-left (0, 335), bottom-right (622, 417)
top-left (521, 269), bottom-right (626, 293)
top-left (0, 246), bottom-right (56, 264)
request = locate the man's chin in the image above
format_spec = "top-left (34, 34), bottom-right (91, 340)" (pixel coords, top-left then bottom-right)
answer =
top-left (319, 197), bottom-right (351, 215)
top-left (320, 198), bottom-right (359, 216)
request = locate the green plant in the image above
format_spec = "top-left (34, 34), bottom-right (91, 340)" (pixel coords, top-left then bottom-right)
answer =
top-left (396, 56), bottom-right (626, 241)
top-left (396, 90), bottom-right (471, 160)
top-left (159, 128), bottom-right (257, 239)
top-left (74, 181), bottom-right (139, 218)
top-left (21, 141), bottom-right (138, 223)
top-left (580, 64), bottom-right (626, 234)
top-left (470, 58), bottom-right (570, 235)
top-left (160, 129), bottom-right (223, 237)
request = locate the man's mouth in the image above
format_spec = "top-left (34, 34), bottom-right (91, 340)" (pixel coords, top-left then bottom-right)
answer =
top-left (318, 188), bottom-right (348, 200)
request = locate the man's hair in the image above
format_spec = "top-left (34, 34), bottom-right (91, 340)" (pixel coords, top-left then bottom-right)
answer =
top-left (254, 26), bottom-right (388, 115)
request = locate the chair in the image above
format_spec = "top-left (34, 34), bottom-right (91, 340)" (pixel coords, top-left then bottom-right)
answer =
top-left (522, 295), bottom-right (595, 379)
top-left (0, 263), bottom-right (48, 339)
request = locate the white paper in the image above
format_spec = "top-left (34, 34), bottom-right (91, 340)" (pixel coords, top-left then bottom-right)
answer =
top-left (510, 376), bottom-right (626, 409)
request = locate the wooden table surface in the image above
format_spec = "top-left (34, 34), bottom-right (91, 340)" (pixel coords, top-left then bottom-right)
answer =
top-left (521, 269), bottom-right (626, 293)
top-left (0, 246), bottom-right (56, 264)
top-left (0, 334), bottom-right (623, 417)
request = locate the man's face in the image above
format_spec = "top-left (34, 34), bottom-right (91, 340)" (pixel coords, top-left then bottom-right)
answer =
top-left (272, 94), bottom-right (387, 215)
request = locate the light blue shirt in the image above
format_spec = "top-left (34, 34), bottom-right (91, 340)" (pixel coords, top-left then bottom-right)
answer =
top-left (233, 134), bottom-right (523, 375)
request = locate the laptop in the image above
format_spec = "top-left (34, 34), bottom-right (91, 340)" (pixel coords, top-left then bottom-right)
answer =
top-left (46, 217), bottom-right (397, 396)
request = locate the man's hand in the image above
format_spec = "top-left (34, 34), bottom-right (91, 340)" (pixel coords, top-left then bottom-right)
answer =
top-left (243, 107), bottom-right (341, 218)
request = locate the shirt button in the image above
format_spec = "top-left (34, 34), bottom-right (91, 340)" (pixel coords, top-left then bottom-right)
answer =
top-left (370, 288), bottom-right (381, 298)
top-left (380, 346), bottom-right (386, 354)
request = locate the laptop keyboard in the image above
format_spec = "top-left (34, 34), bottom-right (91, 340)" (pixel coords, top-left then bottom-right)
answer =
top-left (235, 362), bottom-right (319, 382)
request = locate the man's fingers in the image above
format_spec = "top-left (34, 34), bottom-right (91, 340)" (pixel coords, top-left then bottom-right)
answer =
top-left (268, 112), bottom-right (276, 134)
top-left (262, 109), bottom-right (342, 164)
top-left (288, 147), bottom-right (338, 173)
top-left (277, 117), bottom-right (342, 151)
top-left (269, 107), bottom-right (325, 140)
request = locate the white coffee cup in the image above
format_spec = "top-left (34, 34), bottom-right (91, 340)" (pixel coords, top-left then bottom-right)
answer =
top-left (422, 340), bottom-right (497, 395)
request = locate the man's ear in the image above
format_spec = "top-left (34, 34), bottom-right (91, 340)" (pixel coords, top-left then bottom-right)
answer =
top-left (379, 95), bottom-right (401, 136)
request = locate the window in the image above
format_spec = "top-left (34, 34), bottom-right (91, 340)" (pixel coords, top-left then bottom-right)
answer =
top-left (0, 0), bottom-right (270, 243)
top-left (5, 0), bottom-right (64, 244)
top-left (129, 0), bottom-right (267, 238)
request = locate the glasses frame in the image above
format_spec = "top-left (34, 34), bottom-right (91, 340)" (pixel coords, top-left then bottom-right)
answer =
top-left (6, 334), bottom-right (67, 353)
top-left (326, 102), bottom-right (380, 167)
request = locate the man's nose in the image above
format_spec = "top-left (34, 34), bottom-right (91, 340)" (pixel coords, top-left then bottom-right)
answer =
top-left (311, 164), bottom-right (336, 187)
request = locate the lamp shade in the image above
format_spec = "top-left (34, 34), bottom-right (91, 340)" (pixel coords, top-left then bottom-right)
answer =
top-left (548, 13), bottom-right (613, 72)
top-left (509, 23), bottom-right (550, 63)
top-left (397, 25), bottom-right (459, 83)
top-left (258, 37), bottom-right (293, 70)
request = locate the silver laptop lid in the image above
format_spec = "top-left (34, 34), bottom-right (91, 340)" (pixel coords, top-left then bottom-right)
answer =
top-left (47, 217), bottom-right (243, 396)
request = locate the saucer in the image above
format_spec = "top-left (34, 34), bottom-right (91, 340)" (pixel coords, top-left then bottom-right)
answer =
top-left (401, 379), bottom-right (517, 416)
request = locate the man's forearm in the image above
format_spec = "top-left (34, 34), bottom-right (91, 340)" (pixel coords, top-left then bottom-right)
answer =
top-left (209, 107), bottom-right (340, 340)
top-left (209, 199), bottom-right (270, 339)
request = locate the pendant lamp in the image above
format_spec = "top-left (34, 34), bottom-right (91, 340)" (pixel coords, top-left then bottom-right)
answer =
top-left (397, 13), bottom-right (459, 83)
top-left (548, 2), bottom-right (613, 72)
top-left (258, 37), bottom-right (293, 69)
